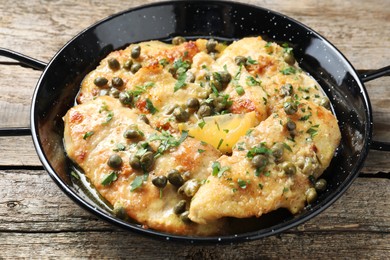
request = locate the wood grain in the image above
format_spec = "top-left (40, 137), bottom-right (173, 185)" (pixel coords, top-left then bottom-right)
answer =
top-left (0, 0), bottom-right (389, 258)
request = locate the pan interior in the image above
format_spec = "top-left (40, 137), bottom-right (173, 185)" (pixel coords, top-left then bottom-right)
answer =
top-left (30, 1), bottom-right (371, 242)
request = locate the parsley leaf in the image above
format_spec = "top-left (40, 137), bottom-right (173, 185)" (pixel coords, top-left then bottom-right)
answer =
top-left (148, 130), bottom-right (188, 155)
top-left (280, 66), bottom-right (297, 75)
top-left (307, 125), bottom-right (319, 138)
top-left (211, 161), bottom-right (230, 178)
top-left (246, 143), bottom-right (272, 159)
top-left (246, 76), bottom-right (261, 86)
top-left (130, 175), bottom-right (144, 191)
top-left (145, 98), bottom-right (158, 114)
top-left (174, 72), bottom-right (187, 92)
top-left (101, 171), bottom-right (118, 186)
top-left (83, 131), bottom-right (94, 140)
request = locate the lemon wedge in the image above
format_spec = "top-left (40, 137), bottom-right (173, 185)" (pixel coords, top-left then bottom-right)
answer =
top-left (179, 111), bottom-right (259, 153)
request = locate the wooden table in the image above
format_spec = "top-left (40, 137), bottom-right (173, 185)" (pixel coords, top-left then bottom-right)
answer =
top-left (1, 0), bottom-right (389, 258)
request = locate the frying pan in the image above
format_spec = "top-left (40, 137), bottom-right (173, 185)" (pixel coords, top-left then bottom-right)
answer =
top-left (1, 0), bottom-right (389, 243)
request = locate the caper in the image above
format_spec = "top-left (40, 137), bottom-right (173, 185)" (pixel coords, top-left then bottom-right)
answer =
top-left (178, 179), bottom-right (200, 197)
top-left (108, 58), bottom-right (120, 70)
top-left (286, 120), bottom-right (296, 131)
top-left (197, 104), bottom-right (212, 118)
top-left (320, 97), bottom-right (330, 109)
top-left (173, 107), bottom-right (189, 122)
top-left (210, 79), bottom-right (223, 91)
top-left (251, 154), bottom-right (268, 169)
top-left (186, 98), bottom-right (200, 110)
top-left (123, 59), bottom-right (133, 70)
top-left (315, 178), bottom-right (327, 192)
top-left (282, 162), bottom-right (296, 175)
top-left (129, 155), bottom-right (142, 170)
top-left (94, 76), bottom-right (108, 87)
top-left (280, 83), bottom-right (293, 97)
top-left (283, 52), bottom-right (295, 65)
top-left (152, 176), bottom-right (168, 189)
top-left (140, 151), bottom-right (154, 170)
top-left (172, 36), bottom-right (186, 45)
top-left (306, 187), bottom-right (317, 204)
top-left (107, 154), bottom-right (122, 169)
top-left (283, 101), bottom-right (298, 115)
top-left (138, 114), bottom-right (149, 124)
top-left (167, 169), bottom-right (184, 187)
top-left (113, 205), bottom-right (128, 220)
top-left (180, 211), bottom-right (192, 224)
top-left (111, 77), bottom-right (124, 88)
top-left (206, 38), bottom-right (217, 53)
top-left (137, 141), bottom-right (151, 150)
top-left (131, 45), bottom-right (141, 59)
top-left (173, 200), bottom-right (187, 215)
top-left (165, 104), bottom-right (179, 115)
top-left (119, 92), bottom-right (132, 105)
top-left (123, 129), bottom-right (141, 139)
top-left (130, 63), bottom-right (142, 73)
top-left (109, 87), bottom-right (120, 98)
top-left (219, 71), bottom-right (231, 84)
top-left (272, 143), bottom-right (284, 160)
top-left (186, 71), bottom-right (195, 83)
top-left (213, 96), bottom-right (229, 113)
top-left (235, 56), bottom-right (247, 66)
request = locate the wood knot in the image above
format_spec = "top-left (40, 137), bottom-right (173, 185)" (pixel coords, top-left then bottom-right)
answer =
top-left (6, 201), bottom-right (20, 208)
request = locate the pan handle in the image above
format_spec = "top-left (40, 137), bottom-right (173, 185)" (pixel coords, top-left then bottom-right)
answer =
top-left (0, 48), bottom-right (47, 136)
top-left (358, 65), bottom-right (390, 152)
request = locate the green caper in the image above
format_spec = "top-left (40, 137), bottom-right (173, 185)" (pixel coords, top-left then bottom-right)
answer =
top-left (206, 38), bottom-right (217, 53)
top-left (197, 104), bottom-right (212, 117)
top-left (173, 107), bottom-right (189, 122)
top-left (152, 176), bottom-right (168, 189)
top-left (235, 56), bottom-right (247, 66)
top-left (306, 187), bottom-right (317, 204)
top-left (173, 200), bottom-right (187, 215)
top-left (251, 154), bottom-right (268, 169)
top-left (178, 179), bottom-right (200, 197)
top-left (320, 97), bottom-right (330, 109)
top-left (109, 87), bottom-right (120, 98)
top-left (129, 156), bottom-right (141, 170)
top-left (286, 120), bottom-right (296, 131)
top-left (283, 101), bottom-right (298, 115)
top-left (167, 169), bottom-right (184, 187)
top-left (94, 76), bottom-right (108, 87)
top-left (111, 77), bottom-right (124, 88)
top-left (282, 162), bottom-right (296, 175)
top-left (123, 59), bottom-right (133, 70)
top-left (140, 151), bottom-right (154, 170)
top-left (123, 129), bottom-right (141, 139)
top-left (186, 71), bottom-right (195, 83)
top-left (172, 36), bottom-right (186, 45)
top-left (131, 45), bottom-right (141, 59)
top-left (119, 92), bottom-right (132, 105)
top-left (113, 205), bottom-right (128, 220)
top-left (283, 52), bottom-right (295, 65)
top-left (315, 178), bottom-right (327, 192)
top-left (213, 96), bottom-right (229, 112)
top-left (186, 98), bottom-right (200, 110)
top-left (107, 154), bottom-right (122, 169)
top-left (180, 211), bottom-right (192, 224)
top-left (138, 114), bottom-right (149, 124)
top-left (280, 83), bottom-right (293, 97)
top-left (220, 71), bottom-right (231, 84)
top-left (272, 143), bottom-right (284, 160)
top-left (210, 79), bottom-right (223, 91)
top-left (130, 63), bottom-right (142, 73)
top-left (108, 58), bottom-right (120, 70)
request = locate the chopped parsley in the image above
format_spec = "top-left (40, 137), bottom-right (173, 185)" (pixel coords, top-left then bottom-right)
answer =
top-left (246, 143), bottom-right (272, 159)
top-left (198, 149), bottom-right (206, 154)
top-left (280, 66), bottom-right (297, 75)
top-left (235, 85), bottom-right (245, 95)
top-left (246, 76), bottom-right (261, 86)
top-left (113, 143), bottom-right (126, 152)
top-left (103, 111), bottom-right (114, 124)
top-left (174, 72), bottom-right (187, 92)
top-left (282, 142), bottom-right (292, 152)
top-left (130, 174), bottom-right (147, 191)
top-left (299, 112), bottom-right (312, 121)
top-left (159, 58), bottom-right (169, 67)
top-left (307, 125), bottom-right (319, 138)
top-left (217, 139), bottom-right (224, 149)
top-left (83, 131), bottom-right (94, 140)
top-left (145, 98), bottom-right (158, 114)
top-left (246, 56), bottom-right (258, 65)
top-left (237, 179), bottom-right (249, 189)
top-left (148, 130), bottom-right (188, 155)
top-left (132, 82), bottom-right (155, 97)
top-left (101, 171), bottom-right (118, 186)
top-left (198, 119), bottom-right (206, 129)
top-left (211, 161), bottom-right (230, 178)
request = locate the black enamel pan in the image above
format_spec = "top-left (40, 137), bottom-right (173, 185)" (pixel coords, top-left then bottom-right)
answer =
top-left (1, 0), bottom-right (389, 243)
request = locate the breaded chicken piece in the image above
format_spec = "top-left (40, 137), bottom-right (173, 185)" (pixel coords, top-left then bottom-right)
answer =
top-left (189, 100), bottom-right (341, 224)
top-left (63, 96), bottom-right (224, 235)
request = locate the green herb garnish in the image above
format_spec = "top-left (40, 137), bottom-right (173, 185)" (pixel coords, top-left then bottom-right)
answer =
top-left (101, 171), bottom-right (118, 186)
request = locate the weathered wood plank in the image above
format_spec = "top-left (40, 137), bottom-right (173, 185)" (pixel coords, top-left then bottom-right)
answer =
top-left (0, 170), bottom-right (389, 233)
